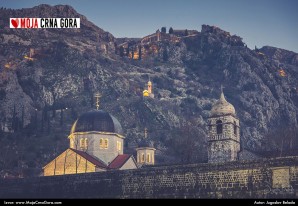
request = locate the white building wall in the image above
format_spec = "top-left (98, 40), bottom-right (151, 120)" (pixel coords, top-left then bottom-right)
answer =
top-left (120, 157), bottom-right (138, 170)
top-left (70, 133), bottom-right (124, 165)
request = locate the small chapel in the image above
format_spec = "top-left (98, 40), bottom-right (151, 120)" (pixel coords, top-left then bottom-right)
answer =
top-left (143, 79), bottom-right (154, 98)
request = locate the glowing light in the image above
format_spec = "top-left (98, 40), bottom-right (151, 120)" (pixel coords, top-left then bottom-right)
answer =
top-left (4, 63), bottom-right (11, 68)
top-left (279, 69), bottom-right (286, 77)
top-left (143, 90), bottom-right (149, 97)
top-left (24, 55), bottom-right (34, 61)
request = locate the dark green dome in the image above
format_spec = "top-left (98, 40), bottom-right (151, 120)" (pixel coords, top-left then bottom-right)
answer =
top-left (70, 110), bottom-right (123, 135)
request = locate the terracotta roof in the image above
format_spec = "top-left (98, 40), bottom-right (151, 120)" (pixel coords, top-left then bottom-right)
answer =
top-left (69, 149), bottom-right (107, 169)
top-left (108, 154), bottom-right (131, 169)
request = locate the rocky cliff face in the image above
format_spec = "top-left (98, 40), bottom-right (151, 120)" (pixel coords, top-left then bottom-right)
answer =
top-left (0, 5), bottom-right (297, 176)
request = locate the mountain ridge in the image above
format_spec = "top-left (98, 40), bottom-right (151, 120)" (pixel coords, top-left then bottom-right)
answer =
top-left (0, 4), bottom-right (297, 177)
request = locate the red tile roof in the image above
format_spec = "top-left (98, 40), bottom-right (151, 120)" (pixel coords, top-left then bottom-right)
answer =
top-left (69, 149), bottom-right (107, 169)
top-left (108, 154), bottom-right (131, 169)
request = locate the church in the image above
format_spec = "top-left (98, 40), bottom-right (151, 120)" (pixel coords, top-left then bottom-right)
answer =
top-left (43, 87), bottom-right (245, 176)
top-left (43, 93), bottom-right (156, 176)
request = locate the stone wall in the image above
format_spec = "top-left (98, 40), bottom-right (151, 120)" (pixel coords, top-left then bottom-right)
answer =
top-left (1, 156), bottom-right (298, 198)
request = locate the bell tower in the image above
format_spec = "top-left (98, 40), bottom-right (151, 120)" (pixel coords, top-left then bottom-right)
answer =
top-left (207, 88), bottom-right (240, 163)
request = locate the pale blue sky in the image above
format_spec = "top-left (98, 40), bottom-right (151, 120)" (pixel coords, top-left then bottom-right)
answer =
top-left (1, 0), bottom-right (298, 52)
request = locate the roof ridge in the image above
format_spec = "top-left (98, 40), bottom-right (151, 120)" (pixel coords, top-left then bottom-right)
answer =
top-left (70, 148), bottom-right (108, 168)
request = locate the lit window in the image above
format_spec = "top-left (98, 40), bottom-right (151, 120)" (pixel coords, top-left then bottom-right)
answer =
top-left (100, 138), bottom-right (104, 149)
top-left (216, 120), bottom-right (223, 134)
top-left (80, 138), bottom-right (84, 148)
top-left (147, 154), bottom-right (151, 163)
top-left (117, 141), bottom-right (121, 151)
top-left (84, 138), bottom-right (88, 149)
top-left (141, 153), bottom-right (145, 163)
top-left (152, 154), bottom-right (154, 164)
top-left (104, 139), bottom-right (108, 149)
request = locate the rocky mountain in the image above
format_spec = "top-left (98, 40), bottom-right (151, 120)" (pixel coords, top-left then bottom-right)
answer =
top-left (0, 4), bottom-right (297, 176)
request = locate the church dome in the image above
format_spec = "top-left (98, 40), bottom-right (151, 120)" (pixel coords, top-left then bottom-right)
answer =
top-left (70, 110), bottom-right (123, 135)
top-left (210, 92), bottom-right (235, 117)
top-left (138, 139), bottom-right (154, 148)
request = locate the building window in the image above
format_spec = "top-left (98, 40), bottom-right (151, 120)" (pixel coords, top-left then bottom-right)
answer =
top-left (141, 153), bottom-right (145, 163)
top-left (117, 141), bottom-right (121, 152)
top-left (80, 138), bottom-right (84, 148)
top-left (216, 120), bottom-right (223, 134)
top-left (147, 154), bottom-right (151, 163)
top-left (104, 139), bottom-right (108, 149)
top-left (84, 138), bottom-right (88, 149)
top-left (152, 153), bottom-right (154, 164)
top-left (100, 138), bottom-right (104, 149)
top-left (234, 121), bottom-right (237, 135)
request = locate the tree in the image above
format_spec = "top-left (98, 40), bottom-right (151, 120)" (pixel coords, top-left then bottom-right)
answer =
top-left (169, 27), bottom-right (174, 34)
top-left (161, 27), bottom-right (166, 33)
top-left (263, 125), bottom-right (298, 157)
top-left (184, 29), bottom-right (189, 36)
top-left (138, 46), bottom-right (142, 60)
top-left (60, 108), bottom-right (64, 126)
top-left (126, 46), bottom-right (130, 57)
top-left (21, 106), bottom-right (24, 129)
top-left (131, 46), bottom-right (134, 60)
top-left (119, 46), bottom-right (124, 57)
top-left (114, 43), bottom-right (118, 54)
top-left (167, 121), bottom-right (207, 164)
top-left (163, 47), bottom-right (168, 62)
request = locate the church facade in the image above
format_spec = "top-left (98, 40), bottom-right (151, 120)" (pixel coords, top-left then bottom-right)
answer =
top-left (43, 109), bottom-right (139, 176)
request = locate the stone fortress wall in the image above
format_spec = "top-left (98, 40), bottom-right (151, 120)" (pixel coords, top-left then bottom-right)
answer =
top-left (1, 156), bottom-right (298, 198)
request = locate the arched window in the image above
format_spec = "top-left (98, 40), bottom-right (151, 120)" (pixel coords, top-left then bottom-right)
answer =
top-left (141, 153), bottom-right (145, 163)
top-left (84, 138), bottom-right (88, 149)
top-left (104, 139), bottom-right (108, 149)
top-left (147, 154), bottom-right (151, 163)
top-left (117, 141), bottom-right (121, 151)
top-left (80, 138), bottom-right (84, 148)
top-left (99, 138), bottom-right (104, 149)
top-left (234, 121), bottom-right (237, 135)
top-left (216, 120), bottom-right (223, 134)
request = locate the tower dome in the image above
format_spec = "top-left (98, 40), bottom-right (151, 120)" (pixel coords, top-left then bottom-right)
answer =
top-left (210, 91), bottom-right (235, 117)
top-left (70, 110), bottom-right (123, 135)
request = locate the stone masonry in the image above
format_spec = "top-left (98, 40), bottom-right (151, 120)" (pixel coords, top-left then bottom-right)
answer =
top-left (1, 156), bottom-right (298, 198)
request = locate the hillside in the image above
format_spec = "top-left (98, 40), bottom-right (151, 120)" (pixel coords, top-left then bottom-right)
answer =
top-left (0, 4), bottom-right (297, 177)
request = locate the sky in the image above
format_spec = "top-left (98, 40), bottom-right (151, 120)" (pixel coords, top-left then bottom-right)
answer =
top-left (1, 0), bottom-right (298, 53)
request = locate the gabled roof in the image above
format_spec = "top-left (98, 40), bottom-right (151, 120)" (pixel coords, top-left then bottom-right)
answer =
top-left (108, 154), bottom-right (132, 169)
top-left (69, 148), bottom-right (107, 169)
